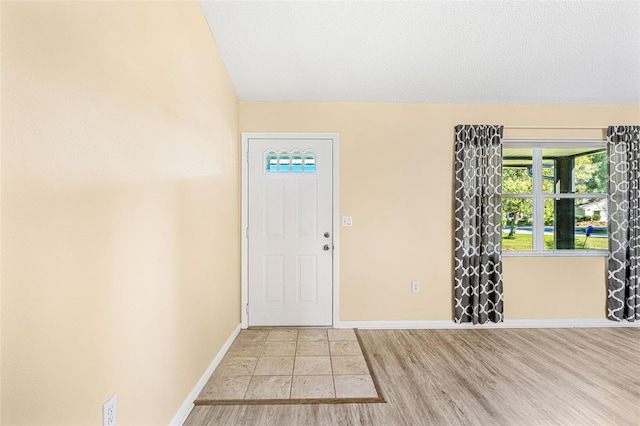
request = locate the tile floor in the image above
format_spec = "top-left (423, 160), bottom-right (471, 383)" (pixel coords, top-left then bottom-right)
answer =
top-left (197, 328), bottom-right (380, 402)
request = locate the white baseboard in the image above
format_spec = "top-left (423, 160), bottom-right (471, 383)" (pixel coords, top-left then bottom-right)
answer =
top-left (336, 318), bottom-right (640, 329)
top-left (170, 323), bottom-right (242, 426)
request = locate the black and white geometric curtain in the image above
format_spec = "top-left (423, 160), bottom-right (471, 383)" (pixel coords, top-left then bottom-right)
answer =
top-left (454, 125), bottom-right (504, 324)
top-left (607, 125), bottom-right (640, 322)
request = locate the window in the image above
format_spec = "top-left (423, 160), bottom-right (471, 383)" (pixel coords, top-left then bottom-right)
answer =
top-left (266, 149), bottom-right (316, 173)
top-left (502, 142), bottom-right (607, 254)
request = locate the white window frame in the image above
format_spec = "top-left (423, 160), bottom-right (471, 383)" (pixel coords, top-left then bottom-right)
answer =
top-left (502, 139), bottom-right (607, 257)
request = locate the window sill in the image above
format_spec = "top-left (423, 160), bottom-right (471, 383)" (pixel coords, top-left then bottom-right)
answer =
top-left (502, 250), bottom-right (607, 257)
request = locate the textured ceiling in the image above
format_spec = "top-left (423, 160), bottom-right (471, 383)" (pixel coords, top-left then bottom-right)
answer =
top-left (199, 1), bottom-right (640, 105)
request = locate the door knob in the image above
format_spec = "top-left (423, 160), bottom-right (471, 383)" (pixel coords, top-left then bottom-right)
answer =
top-left (324, 232), bottom-right (331, 238)
top-left (323, 244), bottom-right (330, 251)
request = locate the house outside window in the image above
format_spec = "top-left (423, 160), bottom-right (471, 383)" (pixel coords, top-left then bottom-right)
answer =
top-left (502, 141), bottom-right (607, 255)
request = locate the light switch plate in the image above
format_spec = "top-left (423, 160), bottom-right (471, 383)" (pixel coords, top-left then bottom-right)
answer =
top-left (341, 216), bottom-right (352, 227)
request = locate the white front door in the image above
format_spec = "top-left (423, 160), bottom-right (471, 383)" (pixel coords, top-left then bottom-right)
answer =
top-left (247, 137), bottom-right (333, 326)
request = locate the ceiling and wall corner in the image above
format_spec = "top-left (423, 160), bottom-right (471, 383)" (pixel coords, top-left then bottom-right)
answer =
top-left (200, 0), bottom-right (640, 105)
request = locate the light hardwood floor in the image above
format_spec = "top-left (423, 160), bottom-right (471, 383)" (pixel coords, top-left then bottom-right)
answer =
top-left (185, 327), bottom-right (640, 425)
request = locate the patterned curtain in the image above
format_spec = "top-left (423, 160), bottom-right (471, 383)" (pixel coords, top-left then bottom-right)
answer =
top-left (607, 125), bottom-right (640, 322)
top-left (454, 125), bottom-right (504, 324)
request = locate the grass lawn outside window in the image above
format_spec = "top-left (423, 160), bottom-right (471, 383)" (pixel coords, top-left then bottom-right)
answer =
top-left (502, 232), bottom-right (608, 252)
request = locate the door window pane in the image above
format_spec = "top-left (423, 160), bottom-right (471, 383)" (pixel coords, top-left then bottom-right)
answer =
top-left (266, 151), bottom-right (278, 172)
top-left (304, 152), bottom-right (316, 173)
top-left (279, 151), bottom-right (291, 172)
top-left (292, 151), bottom-right (303, 173)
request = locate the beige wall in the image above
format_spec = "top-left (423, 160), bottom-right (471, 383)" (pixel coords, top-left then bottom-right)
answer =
top-left (0, 3), bottom-right (3, 421)
top-left (240, 102), bottom-right (640, 321)
top-left (1, 1), bottom-right (239, 425)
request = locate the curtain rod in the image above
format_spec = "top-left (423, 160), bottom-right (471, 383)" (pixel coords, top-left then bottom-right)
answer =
top-left (504, 125), bottom-right (607, 130)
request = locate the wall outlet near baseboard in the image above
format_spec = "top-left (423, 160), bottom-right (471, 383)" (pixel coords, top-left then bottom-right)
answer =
top-left (411, 280), bottom-right (420, 293)
top-left (103, 395), bottom-right (117, 426)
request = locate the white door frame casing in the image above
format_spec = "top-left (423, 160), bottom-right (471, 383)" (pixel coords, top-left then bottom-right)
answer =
top-left (241, 133), bottom-right (340, 328)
